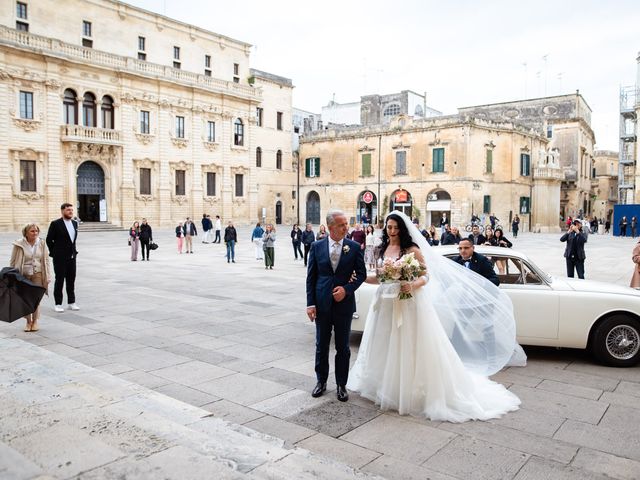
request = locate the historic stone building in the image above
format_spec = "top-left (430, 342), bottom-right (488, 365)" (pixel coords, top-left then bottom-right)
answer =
top-left (593, 150), bottom-right (618, 223)
top-left (0, 0), bottom-right (294, 231)
top-left (459, 93), bottom-right (596, 220)
top-left (299, 114), bottom-right (562, 233)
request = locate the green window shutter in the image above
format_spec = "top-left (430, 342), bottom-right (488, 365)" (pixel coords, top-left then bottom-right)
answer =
top-left (314, 158), bottom-right (320, 177)
top-left (305, 158), bottom-right (311, 177)
top-left (483, 195), bottom-right (491, 214)
top-left (362, 154), bottom-right (371, 176)
top-left (486, 149), bottom-right (493, 173)
top-left (520, 154), bottom-right (530, 176)
top-left (433, 148), bottom-right (444, 173)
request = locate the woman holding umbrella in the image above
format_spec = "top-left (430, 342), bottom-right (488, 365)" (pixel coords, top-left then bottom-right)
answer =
top-left (9, 223), bottom-right (51, 332)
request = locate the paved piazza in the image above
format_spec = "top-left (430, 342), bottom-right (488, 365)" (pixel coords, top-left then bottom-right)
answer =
top-left (1, 227), bottom-right (640, 479)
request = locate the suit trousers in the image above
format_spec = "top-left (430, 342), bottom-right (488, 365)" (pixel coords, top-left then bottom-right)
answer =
top-left (53, 257), bottom-right (76, 305)
top-left (566, 257), bottom-right (585, 279)
top-left (140, 239), bottom-right (150, 259)
top-left (315, 308), bottom-right (352, 386)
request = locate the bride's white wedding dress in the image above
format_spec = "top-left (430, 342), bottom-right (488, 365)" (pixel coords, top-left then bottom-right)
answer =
top-left (347, 211), bottom-right (523, 423)
top-left (347, 281), bottom-right (521, 422)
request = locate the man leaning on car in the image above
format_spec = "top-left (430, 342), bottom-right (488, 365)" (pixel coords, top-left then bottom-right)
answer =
top-left (560, 219), bottom-right (587, 279)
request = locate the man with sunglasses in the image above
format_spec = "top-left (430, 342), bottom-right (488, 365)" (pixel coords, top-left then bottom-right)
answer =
top-left (451, 238), bottom-right (499, 286)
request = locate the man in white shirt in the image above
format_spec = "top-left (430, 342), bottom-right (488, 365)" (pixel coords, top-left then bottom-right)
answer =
top-left (214, 215), bottom-right (222, 243)
top-left (46, 203), bottom-right (80, 313)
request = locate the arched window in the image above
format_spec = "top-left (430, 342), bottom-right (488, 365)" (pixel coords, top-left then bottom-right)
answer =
top-left (101, 95), bottom-right (114, 129)
top-left (256, 147), bottom-right (262, 167)
top-left (234, 118), bottom-right (244, 146)
top-left (414, 104), bottom-right (424, 117)
top-left (82, 92), bottom-right (96, 127)
top-left (63, 89), bottom-right (78, 125)
top-left (383, 103), bottom-right (401, 118)
top-left (276, 150), bottom-right (282, 170)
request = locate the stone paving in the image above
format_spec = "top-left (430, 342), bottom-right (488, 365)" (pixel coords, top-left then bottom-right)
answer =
top-left (1, 227), bottom-right (640, 479)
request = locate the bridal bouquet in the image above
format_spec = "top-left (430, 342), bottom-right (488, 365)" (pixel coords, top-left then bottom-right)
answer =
top-left (377, 252), bottom-right (426, 300)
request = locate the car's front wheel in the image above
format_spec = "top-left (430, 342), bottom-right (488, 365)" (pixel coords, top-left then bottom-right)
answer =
top-left (591, 315), bottom-right (640, 367)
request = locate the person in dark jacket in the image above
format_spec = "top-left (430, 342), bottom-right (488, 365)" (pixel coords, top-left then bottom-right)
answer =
top-left (139, 218), bottom-right (153, 261)
top-left (183, 218), bottom-right (197, 253)
top-left (46, 203), bottom-right (80, 312)
top-left (511, 215), bottom-right (520, 238)
top-left (224, 221), bottom-right (238, 263)
top-left (468, 224), bottom-right (487, 245)
top-left (175, 222), bottom-right (184, 254)
top-left (560, 220), bottom-right (587, 279)
top-left (201, 214), bottom-right (212, 244)
top-left (301, 223), bottom-right (315, 266)
top-left (450, 238), bottom-right (499, 286)
top-left (620, 216), bottom-right (628, 237)
top-left (493, 228), bottom-right (512, 274)
top-left (291, 224), bottom-right (303, 260)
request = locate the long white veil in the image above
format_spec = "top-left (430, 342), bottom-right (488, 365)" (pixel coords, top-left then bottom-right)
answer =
top-left (385, 211), bottom-right (526, 376)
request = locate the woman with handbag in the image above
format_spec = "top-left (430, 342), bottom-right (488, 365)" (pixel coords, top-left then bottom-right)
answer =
top-left (9, 223), bottom-right (51, 332)
top-left (129, 221), bottom-right (140, 261)
top-left (176, 222), bottom-right (184, 254)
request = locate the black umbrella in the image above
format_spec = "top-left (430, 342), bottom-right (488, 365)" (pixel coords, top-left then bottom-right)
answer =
top-left (0, 267), bottom-right (47, 323)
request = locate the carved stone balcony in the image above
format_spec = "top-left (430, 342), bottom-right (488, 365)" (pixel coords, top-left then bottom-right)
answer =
top-left (60, 125), bottom-right (122, 145)
top-left (533, 166), bottom-right (564, 181)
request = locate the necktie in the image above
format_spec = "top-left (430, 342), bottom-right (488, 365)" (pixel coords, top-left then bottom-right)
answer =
top-left (331, 242), bottom-right (341, 272)
top-left (464, 261), bottom-right (471, 269)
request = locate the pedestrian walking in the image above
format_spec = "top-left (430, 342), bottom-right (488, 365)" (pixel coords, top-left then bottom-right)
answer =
top-left (364, 225), bottom-right (376, 270)
top-left (139, 218), bottom-right (153, 261)
top-left (201, 214), bottom-right (212, 243)
top-left (291, 224), bottom-right (303, 260)
top-left (301, 223), bottom-right (315, 266)
top-left (183, 217), bottom-right (197, 253)
top-left (175, 222), bottom-right (184, 253)
top-left (632, 216), bottom-right (637, 238)
top-left (251, 222), bottom-right (265, 260)
top-left (560, 220), bottom-right (587, 279)
top-left (129, 221), bottom-right (140, 261)
top-left (620, 216), bottom-right (629, 237)
top-left (213, 215), bottom-right (222, 243)
top-left (45, 203), bottom-right (80, 313)
top-left (10, 223), bottom-right (51, 331)
top-left (511, 215), bottom-right (520, 238)
top-left (316, 224), bottom-right (328, 241)
top-left (630, 239), bottom-right (640, 288)
top-left (224, 221), bottom-right (238, 263)
top-left (605, 219), bottom-right (611, 234)
top-left (262, 224), bottom-right (276, 269)
top-left (489, 213), bottom-right (498, 230)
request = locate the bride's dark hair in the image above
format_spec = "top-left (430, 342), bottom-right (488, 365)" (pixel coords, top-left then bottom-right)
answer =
top-left (378, 213), bottom-right (417, 257)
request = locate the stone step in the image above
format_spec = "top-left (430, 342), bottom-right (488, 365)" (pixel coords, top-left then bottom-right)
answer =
top-left (78, 222), bottom-right (126, 232)
top-left (0, 337), bottom-right (384, 480)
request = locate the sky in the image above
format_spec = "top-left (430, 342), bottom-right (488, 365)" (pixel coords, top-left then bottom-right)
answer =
top-left (128, 0), bottom-right (640, 150)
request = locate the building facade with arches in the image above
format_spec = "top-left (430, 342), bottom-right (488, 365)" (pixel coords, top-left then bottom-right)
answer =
top-left (299, 114), bottom-right (564, 233)
top-left (0, 0), bottom-right (294, 231)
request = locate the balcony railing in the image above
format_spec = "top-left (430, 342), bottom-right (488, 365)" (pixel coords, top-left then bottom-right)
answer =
top-left (620, 152), bottom-right (636, 164)
top-left (60, 125), bottom-right (122, 144)
top-left (533, 167), bottom-right (564, 181)
top-left (0, 25), bottom-right (261, 102)
top-left (620, 86), bottom-right (639, 112)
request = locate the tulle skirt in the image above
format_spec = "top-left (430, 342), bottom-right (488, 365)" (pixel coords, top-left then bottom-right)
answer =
top-left (347, 283), bottom-right (521, 422)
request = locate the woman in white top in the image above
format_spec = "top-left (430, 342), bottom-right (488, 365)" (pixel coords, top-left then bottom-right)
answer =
top-left (10, 223), bottom-right (51, 332)
top-left (364, 225), bottom-right (376, 270)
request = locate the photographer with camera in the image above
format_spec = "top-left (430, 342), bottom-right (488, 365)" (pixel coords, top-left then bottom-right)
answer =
top-left (560, 219), bottom-right (587, 279)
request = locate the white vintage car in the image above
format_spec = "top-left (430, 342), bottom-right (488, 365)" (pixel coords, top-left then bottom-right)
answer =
top-left (353, 246), bottom-right (640, 367)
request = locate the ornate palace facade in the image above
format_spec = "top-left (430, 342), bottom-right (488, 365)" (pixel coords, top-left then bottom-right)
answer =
top-left (0, 0), bottom-right (295, 230)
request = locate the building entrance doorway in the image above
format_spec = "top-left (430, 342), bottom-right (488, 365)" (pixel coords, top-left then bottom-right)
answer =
top-left (426, 189), bottom-right (451, 227)
top-left (275, 201), bottom-right (283, 225)
top-left (77, 161), bottom-right (105, 222)
top-left (357, 190), bottom-right (377, 224)
top-left (390, 189), bottom-right (412, 218)
top-left (306, 191), bottom-right (320, 224)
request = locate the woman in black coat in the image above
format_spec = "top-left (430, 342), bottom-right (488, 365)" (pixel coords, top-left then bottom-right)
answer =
top-left (290, 224), bottom-right (303, 261)
top-left (493, 228), bottom-right (512, 274)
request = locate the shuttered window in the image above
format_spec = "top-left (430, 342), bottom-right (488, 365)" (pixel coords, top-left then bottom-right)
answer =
top-left (432, 148), bottom-right (445, 173)
top-left (362, 153), bottom-right (371, 176)
top-left (305, 157), bottom-right (320, 178)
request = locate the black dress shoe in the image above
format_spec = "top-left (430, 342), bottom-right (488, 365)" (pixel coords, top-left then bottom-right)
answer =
top-left (337, 385), bottom-right (349, 402)
top-left (312, 382), bottom-right (327, 398)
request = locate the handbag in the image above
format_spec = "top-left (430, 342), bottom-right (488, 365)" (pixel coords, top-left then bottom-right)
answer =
top-left (127, 238), bottom-right (131, 246)
top-left (149, 242), bottom-right (158, 250)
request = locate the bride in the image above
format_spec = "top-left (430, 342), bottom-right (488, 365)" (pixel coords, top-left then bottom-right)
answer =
top-left (347, 211), bottom-right (523, 422)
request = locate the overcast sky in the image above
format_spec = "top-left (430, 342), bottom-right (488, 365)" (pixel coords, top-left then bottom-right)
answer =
top-left (128, 0), bottom-right (640, 150)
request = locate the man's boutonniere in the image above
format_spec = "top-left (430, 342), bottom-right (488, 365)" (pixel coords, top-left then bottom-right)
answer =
top-left (342, 245), bottom-right (350, 254)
